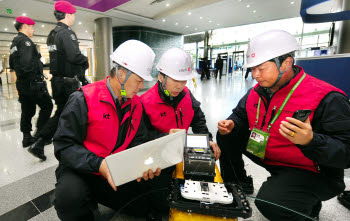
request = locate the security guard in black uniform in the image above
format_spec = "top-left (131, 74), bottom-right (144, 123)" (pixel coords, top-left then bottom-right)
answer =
top-left (9, 16), bottom-right (53, 152)
top-left (29, 1), bottom-right (89, 160)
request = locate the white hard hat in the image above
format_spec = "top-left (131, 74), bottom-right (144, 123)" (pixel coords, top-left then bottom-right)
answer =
top-left (110, 40), bottom-right (155, 81)
top-left (243, 30), bottom-right (300, 68)
top-left (156, 47), bottom-right (197, 81)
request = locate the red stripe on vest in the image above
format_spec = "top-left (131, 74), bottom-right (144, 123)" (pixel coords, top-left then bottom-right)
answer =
top-left (141, 82), bottom-right (194, 133)
top-left (82, 78), bottom-right (143, 158)
top-left (246, 67), bottom-right (346, 173)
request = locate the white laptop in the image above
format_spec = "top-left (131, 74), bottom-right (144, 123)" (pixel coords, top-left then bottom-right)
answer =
top-left (105, 130), bottom-right (186, 186)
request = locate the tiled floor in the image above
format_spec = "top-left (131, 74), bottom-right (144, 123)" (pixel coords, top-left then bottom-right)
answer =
top-left (0, 72), bottom-right (349, 221)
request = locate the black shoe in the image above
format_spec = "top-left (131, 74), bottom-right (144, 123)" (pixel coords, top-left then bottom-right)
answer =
top-left (22, 133), bottom-right (36, 148)
top-left (238, 175), bottom-right (254, 194)
top-left (338, 191), bottom-right (350, 210)
top-left (28, 138), bottom-right (46, 161)
top-left (33, 133), bottom-right (52, 146)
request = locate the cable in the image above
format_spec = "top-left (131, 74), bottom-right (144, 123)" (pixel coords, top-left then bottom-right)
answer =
top-left (246, 196), bottom-right (318, 221)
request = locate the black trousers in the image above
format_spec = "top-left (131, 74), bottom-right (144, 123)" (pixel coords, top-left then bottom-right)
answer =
top-left (216, 68), bottom-right (223, 79)
top-left (38, 76), bottom-right (70, 140)
top-left (255, 166), bottom-right (344, 221)
top-left (218, 132), bottom-right (345, 220)
top-left (201, 68), bottom-right (210, 79)
top-left (54, 166), bottom-right (173, 221)
top-left (217, 131), bottom-right (250, 184)
top-left (38, 98), bottom-right (67, 140)
top-left (244, 69), bottom-right (250, 79)
top-left (16, 82), bottom-right (53, 134)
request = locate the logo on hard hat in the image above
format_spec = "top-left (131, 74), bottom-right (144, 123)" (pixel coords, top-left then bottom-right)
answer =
top-left (123, 62), bottom-right (128, 66)
top-left (188, 67), bottom-right (191, 71)
top-left (251, 53), bottom-right (255, 58)
top-left (179, 68), bottom-right (188, 72)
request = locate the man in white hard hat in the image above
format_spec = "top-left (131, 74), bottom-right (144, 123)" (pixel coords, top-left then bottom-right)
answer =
top-left (217, 30), bottom-right (350, 220)
top-left (53, 40), bottom-right (170, 221)
top-left (141, 47), bottom-right (221, 160)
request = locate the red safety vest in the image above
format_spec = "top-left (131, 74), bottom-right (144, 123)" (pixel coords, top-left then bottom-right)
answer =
top-left (82, 77), bottom-right (143, 158)
top-left (141, 82), bottom-right (194, 133)
top-left (246, 67), bottom-right (346, 173)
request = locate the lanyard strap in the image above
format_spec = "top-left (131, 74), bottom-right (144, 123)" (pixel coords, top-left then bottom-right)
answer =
top-left (255, 73), bottom-right (306, 131)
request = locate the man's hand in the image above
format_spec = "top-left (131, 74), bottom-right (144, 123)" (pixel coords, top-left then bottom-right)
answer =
top-left (169, 129), bottom-right (185, 134)
top-left (99, 159), bottom-right (117, 191)
top-left (218, 120), bottom-right (235, 135)
top-left (279, 117), bottom-right (313, 146)
top-left (137, 168), bottom-right (161, 182)
top-left (210, 141), bottom-right (221, 160)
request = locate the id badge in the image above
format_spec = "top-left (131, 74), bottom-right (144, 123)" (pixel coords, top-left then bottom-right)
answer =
top-left (246, 128), bottom-right (270, 159)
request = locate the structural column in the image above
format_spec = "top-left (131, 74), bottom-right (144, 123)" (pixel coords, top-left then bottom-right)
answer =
top-left (337, 0), bottom-right (350, 53)
top-left (87, 48), bottom-right (93, 77)
top-left (94, 17), bottom-right (113, 81)
top-left (204, 31), bottom-right (209, 58)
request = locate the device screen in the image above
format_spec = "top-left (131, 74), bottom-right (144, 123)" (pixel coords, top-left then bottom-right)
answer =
top-left (186, 135), bottom-right (208, 148)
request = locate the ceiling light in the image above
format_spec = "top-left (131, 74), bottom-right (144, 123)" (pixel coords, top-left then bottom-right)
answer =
top-left (22, 13), bottom-right (27, 16)
top-left (162, 19), bottom-right (166, 22)
top-left (166, 3), bottom-right (170, 7)
top-left (291, 1), bottom-right (295, 4)
top-left (78, 21), bottom-right (82, 25)
top-left (4, 28), bottom-right (8, 31)
top-left (42, 25), bottom-right (45, 27)
top-left (253, 10), bottom-right (256, 13)
top-left (195, 28), bottom-right (198, 30)
top-left (217, 24), bottom-right (220, 26)
top-left (41, 38), bottom-right (44, 40)
top-left (13, 21), bottom-right (16, 24)
top-left (186, 26), bottom-right (189, 28)
top-left (175, 22), bottom-right (178, 26)
top-left (85, 30), bottom-right (88, 32)
top-left (188, 12), bottom-right (191, 15)
top-left (209, 20), bottom-right (212, 23)
top-left (246, 4), bottom-right (250, 8)
top-left (200, 17), bottom-right (203, 19)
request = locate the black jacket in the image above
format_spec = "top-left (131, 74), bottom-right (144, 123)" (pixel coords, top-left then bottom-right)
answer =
top-left (9, 32), bottom-right (43, 81)
top-left (48, 22), bottom-right (88, 79)
top-left (227, 78), bottom-right (350, 182)
top-left (53, 91), bottom-right (158, 174)
top-left (216, 58), bottom-right (223, 69)
top-left (157, 82), bottom-right (213, 140)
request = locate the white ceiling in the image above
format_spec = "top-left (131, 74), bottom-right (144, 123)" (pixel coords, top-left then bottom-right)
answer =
top-left (0, 0), bottom-right (337, 57)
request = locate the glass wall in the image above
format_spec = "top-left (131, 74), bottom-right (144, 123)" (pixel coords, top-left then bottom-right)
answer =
top-left (185, 16), bottom-right (334, 69)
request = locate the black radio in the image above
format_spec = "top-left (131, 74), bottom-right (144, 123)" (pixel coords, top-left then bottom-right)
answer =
top-left (183, 134), bottom-right (216, 182)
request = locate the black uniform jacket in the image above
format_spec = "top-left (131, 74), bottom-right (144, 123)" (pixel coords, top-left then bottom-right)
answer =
top-left (52, 22), bottom-right (88, 78)
top-left (9, 32), bottom-right (42, 81)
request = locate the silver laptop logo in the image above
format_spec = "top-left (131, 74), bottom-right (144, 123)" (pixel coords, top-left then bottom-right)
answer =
top-left (144, 157), bottom-right (154, 165)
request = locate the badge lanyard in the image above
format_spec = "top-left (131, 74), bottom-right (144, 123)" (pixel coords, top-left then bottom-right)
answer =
top-left (247, 73), bottom-right (306, 159)
top-left (255, 73), bottom-right (306, 132)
